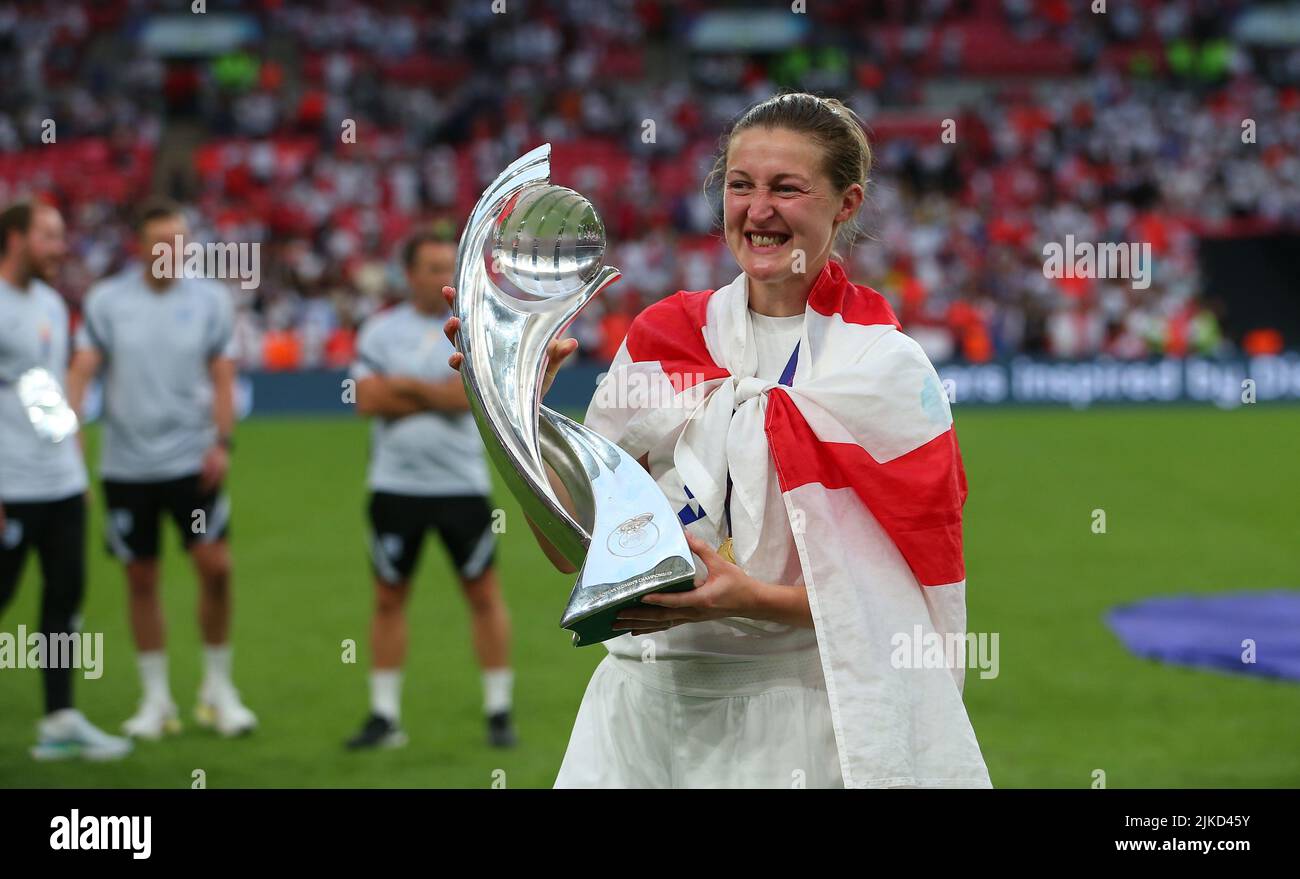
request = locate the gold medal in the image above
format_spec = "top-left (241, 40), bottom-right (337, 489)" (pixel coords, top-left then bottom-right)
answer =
top-left (717, 536), bottom-right (736, 564)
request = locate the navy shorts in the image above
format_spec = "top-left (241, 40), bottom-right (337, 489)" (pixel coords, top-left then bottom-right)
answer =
top-left (366, 492), bottom-right (497, 584)
top-left (103, 474), bottom-right (230, 562)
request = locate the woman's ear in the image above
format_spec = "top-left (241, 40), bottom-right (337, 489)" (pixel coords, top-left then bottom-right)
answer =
top-left (835, 183), bottom-right (865, 224)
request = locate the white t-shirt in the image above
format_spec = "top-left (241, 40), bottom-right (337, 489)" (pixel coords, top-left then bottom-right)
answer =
top-left (750, 311), bottom-right (804, 381)
top-left (349, 302), bottom-right (491, 497)
top-left (606, 308), bottom-right (817, 663)
top-left (76, 269), bottom-right (235, 481)
top-left (0, 278), bottom-right (87, 502)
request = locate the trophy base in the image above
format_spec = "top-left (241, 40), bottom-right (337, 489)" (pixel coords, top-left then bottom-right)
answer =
top-left (561, 564), bottom-right (697, 647)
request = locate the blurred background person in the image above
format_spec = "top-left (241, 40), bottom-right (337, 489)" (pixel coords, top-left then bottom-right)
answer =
top-left (66, 201), bottom-right (253, 739)
top-left (346, 230), bottom-right (515, 751)
top-left (0, 200), bottom-right (131, 762)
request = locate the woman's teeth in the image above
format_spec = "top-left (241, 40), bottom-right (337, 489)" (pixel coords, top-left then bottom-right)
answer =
top-left (748, 233), bottom-right (789, 247)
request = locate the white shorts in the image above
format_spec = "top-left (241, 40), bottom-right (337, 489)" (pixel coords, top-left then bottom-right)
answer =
top-left (554, 647), bottom-right (844, 789)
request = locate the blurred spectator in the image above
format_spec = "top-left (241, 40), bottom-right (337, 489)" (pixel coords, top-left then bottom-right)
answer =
top-left (2, 0), bottom-right (1294, 368)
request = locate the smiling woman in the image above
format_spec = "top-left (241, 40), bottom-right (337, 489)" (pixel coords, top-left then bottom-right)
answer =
top-left (444, 93), bottom-right (991, 789)
top-left (545, 93), bottom-right (991, 789)
top-left (710, 93), bottom-right (871, 316)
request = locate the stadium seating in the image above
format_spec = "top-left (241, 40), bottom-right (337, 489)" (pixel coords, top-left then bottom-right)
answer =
top-left (2, 0), bottom-right (1294, 368)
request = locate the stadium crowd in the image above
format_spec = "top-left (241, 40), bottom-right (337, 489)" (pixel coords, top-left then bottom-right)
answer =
top-left (2, 0), bottom-right (1297, 368)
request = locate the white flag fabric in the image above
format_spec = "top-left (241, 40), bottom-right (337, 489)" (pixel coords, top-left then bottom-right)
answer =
top-left (584, 260), bottom-right (992, 787)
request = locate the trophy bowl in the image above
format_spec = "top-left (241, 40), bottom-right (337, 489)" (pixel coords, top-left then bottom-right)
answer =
top-left (491, 185), bottom-right (606, 300)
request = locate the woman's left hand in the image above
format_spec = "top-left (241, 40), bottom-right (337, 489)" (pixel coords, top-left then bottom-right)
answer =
top-left (612, 532), bottom-right (765, 636)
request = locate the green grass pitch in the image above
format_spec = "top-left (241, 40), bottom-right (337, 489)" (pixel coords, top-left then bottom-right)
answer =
top-left (1, 405), bottom-right (1298, 788)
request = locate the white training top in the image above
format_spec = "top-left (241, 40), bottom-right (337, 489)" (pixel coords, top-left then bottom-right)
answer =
top-left (0, 278), bottom-right (87, 502)
top-left (349, 302), bottom-right (491, 497)
top-left (76, 268), bottom-right (236, 481)
top-left (606, 308), bottom-right (818, 663)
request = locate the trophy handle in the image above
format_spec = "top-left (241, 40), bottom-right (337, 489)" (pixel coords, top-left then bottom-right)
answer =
top-left (454, 143), bottom-right (618, 567)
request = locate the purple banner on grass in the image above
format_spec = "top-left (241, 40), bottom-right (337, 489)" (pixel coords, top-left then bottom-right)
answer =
top-left (1106, 590), bottom-right (1300, 682)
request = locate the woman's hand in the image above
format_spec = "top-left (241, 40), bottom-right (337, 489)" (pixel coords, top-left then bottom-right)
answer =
top-left (442, 285), bottom-right (578, 396)
top-left (612, 532), bottom-right (768, 636)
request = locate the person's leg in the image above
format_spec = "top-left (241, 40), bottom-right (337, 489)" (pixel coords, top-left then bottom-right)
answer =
top-left (104, 481), bottom-right (174, 720)
top-left (28, 495), bottom-right (131, 762)
top-left (367, 493), bottom-right (425, 719)
top-left (124, 559), bottom-right (164, 651)
top-left (343, 576), bottom-right (414, 749)
top-left (437, 496), bottom-right (514, 745)
top-left (177, 478), bottom-right (232, 650)
top-left (371, 576), bottom-right (411, 669)
top-left (461, 565), bottom-right (515, 746)
top-left (369, 576), bottom-right (411, 717)
top-left (458, 566), bottom-right (512, 703)
top-left (188, 538), bottom-right (255, 734)
top-left (32, 495), bottom-right (86, 716)
top-left (0, 501), bottom-right (33, 618)
top-left (120, 557), bottom-right (178, 731)
top-left (192, 541), bottom-right (231, 642)
top-left (172, 477), bottom-right (253, 735)
top-left (346, 493), bottom-right (423, 749)
top-left (189, 540), bottom-right (232, 671)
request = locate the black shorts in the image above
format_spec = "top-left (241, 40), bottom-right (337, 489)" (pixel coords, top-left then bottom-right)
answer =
top-left (102, 474), bottom-right (230, 562)
top-left (367, 492), bottom-right (497, 584)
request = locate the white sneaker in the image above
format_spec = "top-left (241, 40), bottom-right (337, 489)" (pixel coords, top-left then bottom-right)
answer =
top-left (195, 683), bottom-right (257, 737)
top-left (122, 699), bottom-right (182, 740)
top-left (32, 709), bottom-right (133, 762)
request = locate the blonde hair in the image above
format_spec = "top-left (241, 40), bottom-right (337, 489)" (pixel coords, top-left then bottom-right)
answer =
top-left (706, 92), bottom-right (872, 257)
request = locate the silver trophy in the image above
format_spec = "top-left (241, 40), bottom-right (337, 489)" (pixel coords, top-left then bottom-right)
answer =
top-left (453, 144), bottom-right (696, 646)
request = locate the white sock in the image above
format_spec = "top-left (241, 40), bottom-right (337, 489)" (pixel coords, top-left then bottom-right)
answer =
top-left (370, 670), bottom-right (402, 723)
top-left (137, 651), bottom-right (172, 705)
top-left (483, 668), bottom-right (513, 716)
top-left (201, 644), bottom-right (233, 696)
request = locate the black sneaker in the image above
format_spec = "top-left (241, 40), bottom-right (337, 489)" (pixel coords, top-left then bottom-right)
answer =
top-left (345, 713), bottom-right (408, 750)
top-left (487, 711), bottom-right (517, 748)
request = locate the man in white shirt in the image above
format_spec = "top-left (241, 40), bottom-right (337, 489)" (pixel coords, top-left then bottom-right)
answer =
top-left (66, 201), bottom-right (254, 739)
top-left (345, 231), bottom-right (516, 750)
top-left (0, 200), bottom-right (131, 761)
